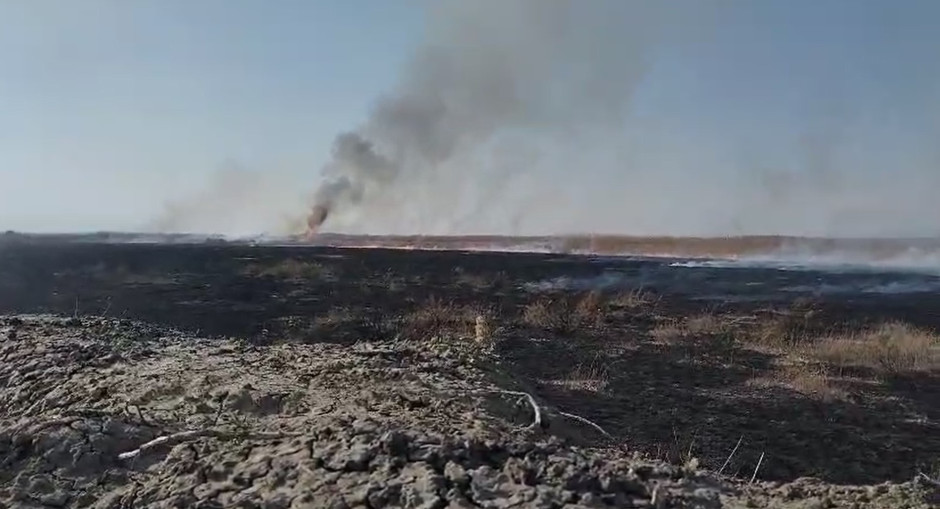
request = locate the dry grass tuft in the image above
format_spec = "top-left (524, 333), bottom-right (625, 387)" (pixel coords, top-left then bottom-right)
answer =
top-left (574, 291), bottom-right (605, 327)
top-left (548, 354), bottom-right (612, 393)
top-left (402, 298), bottom-right (490, 340)
top-left (747, 298), bottom-right (823, 350)
top-left (748, 364), bottom-right (847, 402)
top-left (521, 292), bottom-right (607, 333)
top-left (521, 298), bottom-right (558, 329)
top-left (473, 313), bottom-right (502, 349)
top-left (243, 259), bottom-right (330, 280)
top-left (650, 314), bottom-right (738, 364)
top-left (812, 322), bottom-right (940, 376)
top-left (752, 312), bottom-right (814, 351)
top-left (650, 321), bottom-right (685, 343)
top-left (651, 314), bottom-right (728, 342)
top-left (784, 365), bottom-right (847, 402)
top-left (609, 288), bottom-right (655, 310)
top-left (684, 314), bottom-right (728, 335)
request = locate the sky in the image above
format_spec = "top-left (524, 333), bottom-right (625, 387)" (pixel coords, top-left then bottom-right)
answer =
top-left (1, 0), bottom-right (939, 236)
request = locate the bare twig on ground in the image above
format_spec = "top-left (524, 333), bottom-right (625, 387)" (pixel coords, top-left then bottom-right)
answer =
top-left (750, 452), bottom-right (765, 483)
top-left (125, 402), bottom-right (153, 427)
top-left (719, 435), bottom-right (744, 476)
top-left (492, 390), bottom-right (544, 429)
top-left (917, 472), bottom-right (940, 488)
top-left (119, 430), bottom-right (208, 460)
top-left (558, 411), bottom-right (611, 437)
top-left (118, 430), bottom-right (300, 460)
top-left (482, 390), bottom-right (610, 436)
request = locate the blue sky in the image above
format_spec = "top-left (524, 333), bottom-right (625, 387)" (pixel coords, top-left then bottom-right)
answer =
top-left (2, 1), bottom-right (939, 235)
top-left (0, 1), bottom-right (425, 231)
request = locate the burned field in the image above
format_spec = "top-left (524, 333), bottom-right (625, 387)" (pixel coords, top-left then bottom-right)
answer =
top-left (0, 238), bottom-right (938, 508)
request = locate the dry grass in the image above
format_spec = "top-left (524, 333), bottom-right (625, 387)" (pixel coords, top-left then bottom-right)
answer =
top-left (574, 291), bottom-right (605, 326)
top-left (521, 291), bottom-right (606, 333)
top-left (473, 313), bottom-right (501, 348)
top-left (811, 322), bottom-right (940, 376)
top-left (783, 365), bottom-right (847, 402)
top-left (547, 354), bottom-right (612, 393)
top-left (750, 301), bottom-right (821, 351)
top-left (402, 298), bottom-right (484, 339)
top-left (684, 314), bottom-right (728, 335)
top-left (748, 364), bottom-right (847, 402)
top-left (609, 288), bottom-right (655, 310)
top-left (650, 314), bottom-right (739, 365)
top-left (649, 321), bottom-right (685, 342)
top-left (243, 259), bottom-right (331, 280)
top-left (651, 313), bottom-right (728, 341)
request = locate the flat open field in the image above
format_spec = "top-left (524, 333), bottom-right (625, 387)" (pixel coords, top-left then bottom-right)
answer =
top-left (0, 235), bottom-right (938, 507)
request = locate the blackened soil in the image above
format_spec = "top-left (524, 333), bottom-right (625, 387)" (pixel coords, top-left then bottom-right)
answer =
top-left (0, 238), bottom-right (938, 508)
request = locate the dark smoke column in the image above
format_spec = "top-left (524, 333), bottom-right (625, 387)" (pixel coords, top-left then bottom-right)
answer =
top-left (305, 204), bottom-right (329, 238)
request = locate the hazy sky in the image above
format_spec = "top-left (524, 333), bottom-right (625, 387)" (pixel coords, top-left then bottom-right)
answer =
top-left (2, 0), bottom-right (939, 236)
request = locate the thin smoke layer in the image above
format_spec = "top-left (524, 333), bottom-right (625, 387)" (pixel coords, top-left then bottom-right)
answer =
top-left (147, 162), bottom-right (308, 238)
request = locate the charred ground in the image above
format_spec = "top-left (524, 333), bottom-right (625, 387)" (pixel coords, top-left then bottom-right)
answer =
top-left (0, 237), bottom-right (938, 508)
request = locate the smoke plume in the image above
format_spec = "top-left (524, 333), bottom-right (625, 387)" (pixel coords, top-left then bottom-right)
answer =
top-left (306, 0), bottom-right (715, 235)
top-left (305, 0), bottom-right (940, 239)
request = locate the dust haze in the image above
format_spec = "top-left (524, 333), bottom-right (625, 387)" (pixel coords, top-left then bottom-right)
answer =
top-left (156, 0), bottom-right (940, 239)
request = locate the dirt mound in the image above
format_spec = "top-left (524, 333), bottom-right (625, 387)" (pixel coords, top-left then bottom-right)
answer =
top-left (0, 315), bottom-right (935, 508)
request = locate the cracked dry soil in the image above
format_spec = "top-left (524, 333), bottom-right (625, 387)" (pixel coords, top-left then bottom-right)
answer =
top-left (0, 315), bottom-right (935, 508)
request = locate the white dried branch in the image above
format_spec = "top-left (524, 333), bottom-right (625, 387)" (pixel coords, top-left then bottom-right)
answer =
top-left (484, 390), bottom-right (544, 429)
top-left (558, 411), bottom-right (611, 437)
top-left (750, 451), bottom-right (765, 484)
top-left (718, 435), bottom-right (744, 476)
top-left (118, 430), bottom-right (299, 460)
top-left (917, 472), bottom-right (940, 488)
